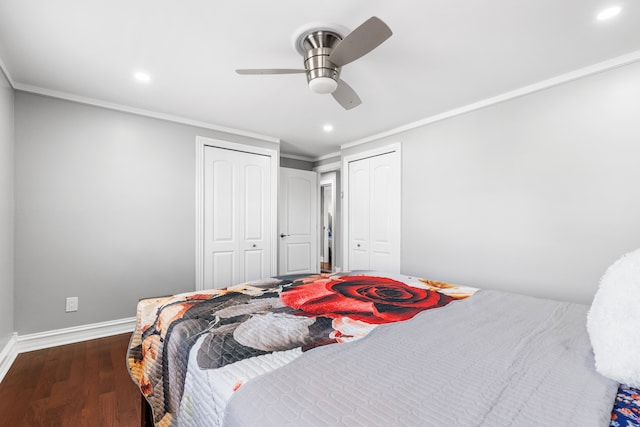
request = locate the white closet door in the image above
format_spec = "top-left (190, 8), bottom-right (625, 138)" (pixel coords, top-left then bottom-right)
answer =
top-left (204, 146), bottom-right (271, 288)
top-left (348, 158), bottom-right (371, 269)
top-left (369, 153), bottom-right (400, 272)
top-left (348, 151), bottom-right (400, 272)
top-left (278, 167), bottom-right (318, 275)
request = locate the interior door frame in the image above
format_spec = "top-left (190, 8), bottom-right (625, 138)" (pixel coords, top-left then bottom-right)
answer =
top-left (319, 181), bottom-right (331, 264)
top-left (341, 142), bottom-right (401, 272)
top-left (195, 136), bottom-right (279, 291)
top-left (313, 161), bottom-right (341, 271)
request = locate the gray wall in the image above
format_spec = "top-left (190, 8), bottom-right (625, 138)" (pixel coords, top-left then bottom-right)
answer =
top-left (14, 92), bottom-right (278, 334)
top-left (357, 61), bottom-right (640, 304)
top-left (10, 60), bottom-right (640, 336)
top-left (280, 157), bottom-right (313, 170)
top-left (0, 69), bottom-right (14, 348)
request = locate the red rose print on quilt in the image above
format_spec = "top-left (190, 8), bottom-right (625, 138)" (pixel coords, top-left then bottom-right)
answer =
top-left (280, 275), bottom-right (454, 324)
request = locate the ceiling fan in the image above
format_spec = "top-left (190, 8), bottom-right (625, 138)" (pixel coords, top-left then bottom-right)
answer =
top-left (236, 16), bottom-right (392, 110)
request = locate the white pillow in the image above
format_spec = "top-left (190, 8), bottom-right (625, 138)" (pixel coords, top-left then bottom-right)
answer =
top-left (587, 248), bottom-right (640, 387)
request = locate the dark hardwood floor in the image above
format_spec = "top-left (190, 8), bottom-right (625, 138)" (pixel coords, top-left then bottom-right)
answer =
top-left (0, 333), bottom-right (141, 427)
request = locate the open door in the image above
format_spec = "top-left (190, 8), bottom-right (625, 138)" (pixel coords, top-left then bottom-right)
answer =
top-left (278, 167), bottom-right (319, 275)
top-left (320, 173), bottom-right (336, 273)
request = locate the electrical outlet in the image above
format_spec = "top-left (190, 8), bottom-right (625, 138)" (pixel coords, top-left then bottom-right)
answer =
top-left (66, 297), bottom-right (78, 312)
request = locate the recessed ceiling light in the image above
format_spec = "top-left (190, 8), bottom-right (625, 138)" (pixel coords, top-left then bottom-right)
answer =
top-left (134, 71), bottom-right (151, 82)
top-left (597, 5), bottom-right (621, 21)
top-left (323, 124), bottom-right (334, 132)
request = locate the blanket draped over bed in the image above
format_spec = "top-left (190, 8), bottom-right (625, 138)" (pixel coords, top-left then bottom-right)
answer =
top-left (127, 272), bottom-right (618, 427)
top-left (128, 272), bottom-right (474, 426)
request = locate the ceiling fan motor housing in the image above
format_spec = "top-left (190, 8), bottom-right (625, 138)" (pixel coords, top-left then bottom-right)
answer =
top-left (302, 31), bottom-right (341, 93)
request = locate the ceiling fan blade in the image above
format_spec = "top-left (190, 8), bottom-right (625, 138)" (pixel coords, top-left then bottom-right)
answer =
top-left (328, 16), bottom-right (392, 67)
top-left (332, 79), bottom-right (361, 110)
top-left (236, 69), bottom-right (306, 75)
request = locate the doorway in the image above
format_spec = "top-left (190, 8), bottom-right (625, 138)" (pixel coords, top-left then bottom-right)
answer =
top-left (320, 173), bottom-right (336, 273)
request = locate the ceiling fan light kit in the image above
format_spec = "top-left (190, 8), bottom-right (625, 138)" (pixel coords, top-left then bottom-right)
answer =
top-left (236, 16), bottom-right (392, 110)
top-left (308, 77), bottom-right (339, 94)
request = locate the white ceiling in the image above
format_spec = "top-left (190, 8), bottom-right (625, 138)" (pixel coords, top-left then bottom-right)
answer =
top-left (1, 0), bottom-right (639, 159)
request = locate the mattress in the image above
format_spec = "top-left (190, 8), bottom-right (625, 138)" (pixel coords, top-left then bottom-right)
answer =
top-left (126, 271), bottom-right (629, 426)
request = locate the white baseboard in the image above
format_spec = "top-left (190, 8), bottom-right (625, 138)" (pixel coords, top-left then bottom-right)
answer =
top-left (16, 317), bottom-right (137, 354)
top-left (0, 333), bottom-right (18, 383)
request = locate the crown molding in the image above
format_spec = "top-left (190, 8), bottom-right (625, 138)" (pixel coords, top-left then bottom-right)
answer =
top-left (13, 83), bottom-right (281, 144)
top-left (8, 48), bottom-right (640, 158)
top-left (0, 56), bottom-right (15, 88)
top-left (314, 151), bottom-right (341, 161)
top-left (342, 49), bottom-right (640, 150)
top-left (281, 151), bottom-right (340, 163)
top-left (279, 152), bottom-right (315, 162)
top-left (313, 161), bottom-right (340, 173)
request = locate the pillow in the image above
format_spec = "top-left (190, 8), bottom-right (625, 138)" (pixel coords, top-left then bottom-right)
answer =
top-left (586, 248), bottom-right (640, 387)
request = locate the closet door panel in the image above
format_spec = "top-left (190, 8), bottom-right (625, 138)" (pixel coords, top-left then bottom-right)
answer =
top-left (348, 158), bottom-right (371, 270)
top-left (348, 150), bottom-right (400, 273)
top-left (370, 153), bottom-right (400, 272)
top-left (204, 146), bottom-right (271, 288)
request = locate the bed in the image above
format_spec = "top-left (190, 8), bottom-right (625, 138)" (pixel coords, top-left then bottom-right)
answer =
top-left (127, 271), bottom-right (639, 427)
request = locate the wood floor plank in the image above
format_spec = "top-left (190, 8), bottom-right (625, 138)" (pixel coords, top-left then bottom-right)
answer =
top-left (0, 333), bottom-right (141, 427)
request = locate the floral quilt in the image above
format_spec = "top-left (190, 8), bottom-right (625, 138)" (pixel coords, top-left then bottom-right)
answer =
top-left (611, 384), bottom-right (640, 427)
top-left (127, 272), bottom-right (476, 426)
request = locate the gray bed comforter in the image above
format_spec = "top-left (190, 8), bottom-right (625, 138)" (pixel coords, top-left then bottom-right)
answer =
top-left (223, 290), bottom-right (618, 427)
